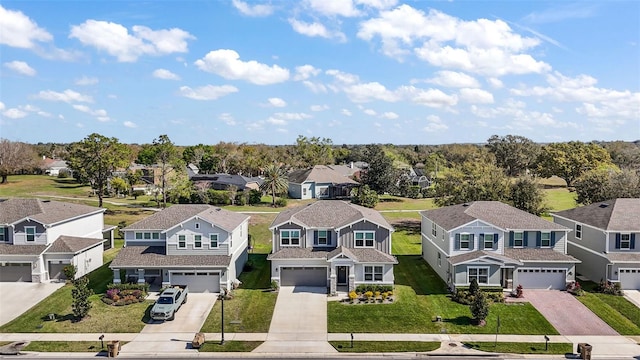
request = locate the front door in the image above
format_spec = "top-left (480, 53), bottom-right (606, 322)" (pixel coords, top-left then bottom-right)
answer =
top-left (501, 268), bottom-right (513, 289)
top-left (337, 266), bottom-right (347, 285)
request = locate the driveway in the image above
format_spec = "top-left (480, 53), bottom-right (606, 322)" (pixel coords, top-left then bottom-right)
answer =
top-left (525, 290), bottom-right (618, 335)
top-left (624, 290), bottom-right (640, 308)
top-left (253, 286), bottom-right (336, 353)
top-left (0, 282), bottom-right (64, 326)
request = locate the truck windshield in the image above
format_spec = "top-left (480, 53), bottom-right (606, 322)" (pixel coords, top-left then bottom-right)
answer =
top-left (157, 296), bottom-right (174, 304)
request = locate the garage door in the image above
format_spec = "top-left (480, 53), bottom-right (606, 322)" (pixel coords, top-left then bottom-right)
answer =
top-left (517, 268), bottom-right (566, 289)
top-left (0, 263), bottom-right (32, 282)
top-left (619, 268), bottom-right (640, 290)
top-left (281, 267), bottom-right (327, 287)
top-left (49, 263), bottom-right (67, 281)
top-left (171, 272), bottom-right (220, 293)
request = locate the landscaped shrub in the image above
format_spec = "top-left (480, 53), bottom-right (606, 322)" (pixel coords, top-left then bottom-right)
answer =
top-left (348, 291), bottom-right (357, 303)
top-left (62, 264), bottom-right (77, 280)
top-left (355, 284), bottom-right (393, 293)
top-left (406, 185), bottom-right (422, 199)
top-left (207, 190), bottom-right (231, 206)
top-left (469, 278), bottom-right (480, 296)
top-left (453, 287), bottom-right (504, 304)
top-left (248, 189), bottom-right (262, 205)
top-left (274, 197), bottom-right (288, 207)
top-left (364, 291), bottom-right (374, 302)
top-left (470, 291), bottom-right (489, 326)
top-left (102, 283), bottom-right (148, 306)
top-left (57, 169), bottom-right (71, 178)
top-left (420, 186), bottom-right (435, 198)
top-left (486, 291), bottom-right (505, 303)
top-left (597, 280), bottom-right (623, 296)
top-left (515, 284), bottom-right (524, 298)
top-left (566, 281), bottom-right (585, 296)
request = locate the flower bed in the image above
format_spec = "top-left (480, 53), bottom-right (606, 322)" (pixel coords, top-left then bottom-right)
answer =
top-left (102, 283), bottom-right (149, 306)
top-left (342, 288), bottom-right (395, 305)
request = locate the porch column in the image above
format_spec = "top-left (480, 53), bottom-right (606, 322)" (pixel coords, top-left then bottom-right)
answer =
top-left (329, 266), bottom-right (337, 295)
top-left (137, 268), bottom-right (145, 284)
top-left (113, 269), bottom-right (121, 284)
top-left (348, 265), bottom-right (355, 292)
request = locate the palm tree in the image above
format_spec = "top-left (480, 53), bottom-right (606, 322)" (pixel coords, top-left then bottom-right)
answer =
top-left (260, 164), bottom-right (289, 207)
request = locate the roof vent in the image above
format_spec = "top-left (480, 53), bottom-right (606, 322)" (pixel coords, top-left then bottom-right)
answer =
top-left (462, 203), bottom-right (470, 207)
top-left (599, 203), bottom-right (610, 208)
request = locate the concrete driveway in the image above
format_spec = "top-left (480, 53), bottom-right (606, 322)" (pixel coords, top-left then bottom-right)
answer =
top-left (525, 290), bottom-right (618, 335)
top-left (624, 290), bottom-right (640, 308)
top-left (253, 286), bottom-right (336, 353)
top-left (0, 282), bottom-right (64, 326)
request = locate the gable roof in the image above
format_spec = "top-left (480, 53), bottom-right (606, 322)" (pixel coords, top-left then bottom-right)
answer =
top-left (270, 200), bottom-right (392, 231)
top-left (190, 173), bottom-right (263, 189)
top-left (267, 246), bottom-right (397, 263)
top-left (553, 198), bottom-right (640, 231)
top-left (123, 204), bottom-right (249, 233)
top-left (0, 198), bottom-right (104, 225)
top-left (45, 236), bottom-right (104, 254)
top-left (110, 246), bottom-right (231, 268)
top-left (288, 165), bottom-right (359, 185)
top-left (420, 201), bottom-right (566, 231)
top-left (0, 243), bottom-right (47, 255)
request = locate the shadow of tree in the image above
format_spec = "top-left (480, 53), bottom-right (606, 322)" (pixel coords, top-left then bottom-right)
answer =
top-left (444, 315), bottom-right (473, 326)
top-left (391, 219), bottom-right (421, 235)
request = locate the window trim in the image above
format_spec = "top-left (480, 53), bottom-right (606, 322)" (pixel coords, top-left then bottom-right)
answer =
top-left (25, 226), bottom-right (36, 242)
top-left (354, 231), bottom-right (375, 248)
top-left (437, 252), bottom-right (442, 267)
top-left (575, 224), bottom-right (582, 239)
top-left (620, 233), bottom-right (631, 250)
top-left (431, 222), bottom-right (437, 237)
top-left (364, 265), bottom-right (384, 281)
top-left (177, 234), bottom-right (186, 249)
top-left (0, 227), bottom-right (5, 242)
top-left (280, 229), bottom-right (301, 247)
top-left (468, 266), bottom-right (489, 285)
top-left (459, 233), bottom-right (471, 250)
top-left (194, 234), bottom-right (202, 249)
top-left (317, 230), bottom-right (329, 246)
top-left (513, 231), bottom-right (524, 248)
top-left (540, 232), bottom-right (551, 248)
top-left (482, 233), bottom-right (494, 250)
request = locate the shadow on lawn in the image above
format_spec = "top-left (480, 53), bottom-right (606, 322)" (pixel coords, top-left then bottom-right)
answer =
top-left (391, 219), bottom-right (421, 235)
top-left (443, 315), bottom-right (473, 326)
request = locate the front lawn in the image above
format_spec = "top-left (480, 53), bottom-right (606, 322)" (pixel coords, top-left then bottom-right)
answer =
top-left (390, 219), bottom-right (422, 255)
top-left (23, 341), bottom-right (128, 353)
top-left (330, 341), bottom-right (440, 353)
top-left (464, 342), bottom-right (572, 354)
top-left (198, 341), bottom-right (263, 352)
top-left (328, 256), bottom-right (557, 335)
top-left (577, 293), bottom-right (640, 335)
top-left (200, 254), bottom-right (277, 333)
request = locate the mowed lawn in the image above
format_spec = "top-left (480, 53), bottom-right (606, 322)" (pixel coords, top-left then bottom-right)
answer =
top-left (328, 256), bottom-right (558, 335)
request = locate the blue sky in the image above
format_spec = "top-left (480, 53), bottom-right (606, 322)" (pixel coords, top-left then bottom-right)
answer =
top-left (1, 0), bottom-right (639, 146)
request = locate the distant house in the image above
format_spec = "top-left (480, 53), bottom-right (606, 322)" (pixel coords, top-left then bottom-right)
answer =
top-left (110, 204), bottom-right (250, 292)
top-left (288, 165), bottom-right (359, 200)
top-left (0, 199), bottom-right (110, 282)
top-left (552, 199), bottom-right (640, 290)
top-left (42, 158), bottom-right (70, 177)
top-left (190, 173), bottom-right (263, 191)
top-left (327, 162), bottom-right (366, 180)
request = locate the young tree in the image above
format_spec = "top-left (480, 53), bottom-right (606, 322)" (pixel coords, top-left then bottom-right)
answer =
top-left (260, 164), bottom-right (289, 207)
top-left (486, 135), bottom-right (540, 176)
top-left (137, 135), bottom-right (182, 208)
top-left (536, 141), bottom-right (613, 187)
top-left (469, 278), bottom-right (480, 296)
top-left (352, 185), bottom-right (379, 208)
top-left (71, 276), bottom-right (93, 321)
top-left (361, 144), bottom-right (395, 194)
top-left (0, 139), bottom-right (38, 184)
top-left (469, 290), bottom-right (489, 325)
top-left (509, 176), bottom-right (547, 215)
top-left (66, 133), bottom-right (131, 207)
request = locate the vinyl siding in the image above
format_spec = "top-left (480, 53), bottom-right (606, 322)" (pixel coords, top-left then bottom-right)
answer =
top-left (450, 221), bottom-right (502, 256)
top-left (272, 223), bottom-right (306, 253)
top-left (45, 212), bottom-right (104, 243)
top-left (453, 263), bottom-right (501, 286)
top-left (339, 220), bottom-right (390, 253)
top-left (166, 217), bottom-right (234, 256)
top-left (12, 221), bottom-right (47, 245)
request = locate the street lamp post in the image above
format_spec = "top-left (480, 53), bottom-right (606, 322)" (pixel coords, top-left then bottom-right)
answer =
top-left (220, 289), bottom-right (225, 345)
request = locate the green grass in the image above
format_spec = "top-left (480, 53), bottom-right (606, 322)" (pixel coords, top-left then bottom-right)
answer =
top-left (22, 341), bottom-right (127, 352)
top-left (328, 256), bottom-right (557, 335)
top-left (200, 254), bottom-right (277, 333)
top-left (248, 213), bottom-right (277, 254)
top-left (376, 196), bottom-right (436, 211)
top-left (198, 341), bottom-right (263, 352)
top-left (390, 219), bottom-right (422, 255)
top-left (0, 175), bottom-right (90, 197)
top-left (330, 341), bottom-right (440, 353)
top-left (464, 342), bottom-right (572, 354)
top-left (544, 188), bottom-right (576, 212)
top-left (577, 293), bottom-right (640, 335)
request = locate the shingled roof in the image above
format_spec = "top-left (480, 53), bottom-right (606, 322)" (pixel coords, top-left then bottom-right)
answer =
top-left (553, 198), bottom-right (640, 231)
top-left (267, 246), bottom-right (397, 263)
top-left (270, 200), bottom-right (392, 231)
top-left (0, 243), bottom-right (47, 255)
top-left (288, 165), bottom-right (359, 185)
top-left (45, 236), bottom-right (104, 254)
top-left (110, 246), bottom-right (231, 268)
top-left (123, 204), bottom-right (249, 233)
top-left (420, 201), bottom-right (566, 231)
top-left (0, 198), bottom-right (103, 225)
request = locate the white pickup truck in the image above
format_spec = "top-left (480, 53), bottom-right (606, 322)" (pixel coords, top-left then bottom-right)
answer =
top-left (150, 285), bottom-right (188, 321)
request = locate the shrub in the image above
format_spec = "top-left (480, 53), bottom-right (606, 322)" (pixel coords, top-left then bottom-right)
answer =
top-left (355, 284), bottom-right (393, 293)
top-left (486, 291), bottom-right (505, 303)
top-left (274, 197), bottom-right (288, 207)
top-left (470, 291), bottom-right (489, 324)
top-left (348, 291), bottom-right (357, 303)
top-left (469, 278), bottom-right (480, 296)
top-left (406, 185), bottom-right (422, 199)
top-left (420, 186), bottom-right (435, 198)
top-left (57, 169), bottom-right (72, 178)
top-left (63, 264), bottom-right (77, 280)
top-left (597, 280), bottom-right (623, 296)
top-left (132, 190), bottom-right (145, 199)
top-left (270, 280), bottom-right (279, 291)
top-left (364, 291), bottom-right (374, 302)
top-left (248, 189), bottom-right (262, 205)
top-left (235, 191), bottom-right (248, 206)
top-left (566, 281), bottom-right (585, 296)
top-left (107, 282), bottom-right (150, 293)
top-left (516, 284), bottom-right (524, 298)
top-left (207, 190), bottom-right (231, 206)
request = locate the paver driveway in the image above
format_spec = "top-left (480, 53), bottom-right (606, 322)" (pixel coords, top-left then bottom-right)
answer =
top-left (525, 290), bottom-right (618, 335)
top-left (0, 282), bottom-right (64, 326)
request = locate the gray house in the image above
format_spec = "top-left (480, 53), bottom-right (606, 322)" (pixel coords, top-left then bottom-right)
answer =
top-left (552, 198), bottom-right (640, 290)
top-left (111, 204), bottom-right (250, 292)
top-left (288, 165), bottom-right (359, 200)
top-left (0, 198), bottom-right (109, 282)
top-left (267, 201), bottom-right (396, 293)
top-left (421, 201), bottom-right (579, 290)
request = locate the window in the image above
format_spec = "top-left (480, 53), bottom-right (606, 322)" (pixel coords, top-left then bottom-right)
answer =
top-left (364, 266), bottom-right (384, 281)
top-left (280, 230), bottom-right (300, 246)
top-left (460, 233), bottom-right (470, 249)
top-left (317, 230), bottom-right (328, 245)
top-left (355, 231), bottom-right (375, 247)
top-left (143, 232), bottom-right (151, 240)
top-left (194, 235), bottom-right (202, 248)
top-left (0, 227), bottom-right (5, 242)
top-left (621, 234), bottom-right (631, 250)
top-left (576, 224), bottom-right (582, 239)
top-left (135, 232), bottom-right (143, 240)
top-left (152, 232), bottom-right (160, 239)
top-left (482, 234), bottom-right (494, 250)
top-left (25, 227), bottom-right (36, 242)
top-left (513, 232), bottom-right (523, 247)
top-left (468, 267), bottom-right (489, 285)
top-left (303, 188), bottom-right (307, 196)
top-left (437, 252), bottom-right (441, 267)
top-left (541, 232), bottom-right (551, 247)
top-left (195, 222), bottom-right (200, 229)
top-left (178, 235), bottom-right (186, 249)
top-left (209, 234), bottom-right (218, 248)
top-left (431, 222), bottom-right (437, 236)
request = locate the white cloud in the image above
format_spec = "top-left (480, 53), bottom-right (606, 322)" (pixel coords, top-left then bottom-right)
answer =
top-left (123, 121), bottom-right (137, 128)
top-left (381, 111), bottom-right (399, 119)
top-left (293, 65), bottom-right (321, 81)
top-left (356, 0), bottom-right (398, 10)
top-left (70, 20), bottom-right (194, 62)
top-left (36, 89), bottom-right (93, 103)
top-left (305, 0), bottom-right (362, 17)
top-left (401, 86), bottom-right (458, 108)
top-left (231, 0), bottom-right (274, 17)
top-left (75, 76), bottom-right (99, 86)
top-left (523, 3), bottom-right (599, 24)
top-left (487, 77), bottom-right (504, 88)
top-left (427, 71), bottom-right (479, 88)
top-left (267, 97), bottom-right (287, 107)
top-left (219, 113), bottom-right (237, 126)
top-left (3, 60), bottom-right (35, 76)
top-left (343, 82), bottom-right (400, 103)
top-left (20, 104), bottom-right (50, 117)
top-left (2, 108), bottom-right (28, 119)
top-left (341, 109), bottom-right (352, 116)
top-left (0, 5), bottom-right (52, 48)
top-left (288, 18), bottom-right (346, 42)
top-left (310, 104), bottom-right (329, 111)
top-left (459, 88), bottom-right (494, 104)
top-left (195, 49), bottom-right (289, 85)
top-left (302, 81), bottom-right (328, 93)
top-left (266, 112), bottom-right (311, 126)
top-left (72, 104), bottom-right (111, 122)
top-left (178, 85), bottom-right (238, 100)
top-left (0, 102), bottom-right (4, 110)
top-left (153, 68), bottom-right (181, 80)
top-left (423, 115), bottom-right (448, 132)
top-left (363, 108), bottom-right (377, 116)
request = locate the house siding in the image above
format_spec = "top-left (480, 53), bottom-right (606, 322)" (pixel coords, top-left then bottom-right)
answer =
top-left (353, 263), bottom-right (394, 284)
top-left (166, 218), bottom-right (232, 256)
top-left (556, 217), bottom-right (607, 252)
top-left (12, 221), bottom-right (47, 245)
top-left (453, 263), bottom-right (501, 286)
top-left (272, 223), bottom-right (306, 253)
top-left (46, 212), bottom-right (104, 243)
top-left (608, 232), bottom-right (639, 253)
top-left (420, 217), bottom-right (451, 254)
top-left (422, 236), bottom-right (449, 284)
top-left (450, 221), bottom-right (503, 256)
top-left (339, 221), bottom-right (390, 253)
top-left (567, 242), bottom-right (609, 283)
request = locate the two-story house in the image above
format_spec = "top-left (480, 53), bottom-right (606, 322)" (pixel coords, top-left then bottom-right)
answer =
top-left (267, 201), bottom-right (396, 294)
top-left (0, 198), bottom-right (107, 282)
top-left (552, 198), bottom-right (639, 290)
top-left (288, 165), bottom-right (359, 200)
top-left (110, 204), bottom-right (250, 293)
top-left (421, 201), bottom-right (579, 290)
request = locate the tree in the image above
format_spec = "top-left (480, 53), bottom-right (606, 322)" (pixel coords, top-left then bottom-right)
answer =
top-left (352, 185), bottom-right (379, 208)
top-left (110, 177), bottom-right (128, 197)
top-left (536, 141), bottom-right (613, 187)
top-left (469, 278), bottom-right (480, 296)
top-left (575, 169), bottom-right (640, 205)
top-left (293, 135), bottom-right (334, 168)
top-left (137, 135), bottom-right (182, 208)
top-left (469, 290), bottom-right (489, 325)
top-left (260, 164), bottom-right (289, 207)
top-left (361, 144), bottom-right (395, 194)
top-left (66, 134), bottom-right (131, 207)
top-left (509, 176), bottom-right (547, 216)
top-left (486, 135), bottom-right (540, 176)
top-left (71, 276), bottom-right (93, 321)
top-left (125, 169), bottom-right (143, 194)
top-left (0, 139), bottom-right (38, 183)
top-left (434, 161), bottom-right (510, 207)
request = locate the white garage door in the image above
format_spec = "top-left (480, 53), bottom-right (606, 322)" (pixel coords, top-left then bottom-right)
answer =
top-left (619, 268), bottom-right (640, 290)
top-left (281, 267), bottom-right (327, 287)
top-left (517, 268), bottom-right (566, 289)
top-left (0, 263), bottom-right (32, 282)
top-left (171, 272), bottom-right (220, 293)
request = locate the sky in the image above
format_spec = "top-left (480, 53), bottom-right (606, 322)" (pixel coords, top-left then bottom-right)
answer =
top-left (1, 0), bottom-right (639, 146)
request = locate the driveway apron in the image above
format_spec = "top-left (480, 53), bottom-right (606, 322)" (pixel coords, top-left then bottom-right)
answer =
top-left (0, 282), bottom-right (64, 326)
top-left (525, 290), bottom-right (618, 335)
top-left (253, 286), bottom-right (337, 353)
top-left (624, 290), bottom-right (640, 309)
top-left (120, 293), bottom-right (216, 354)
